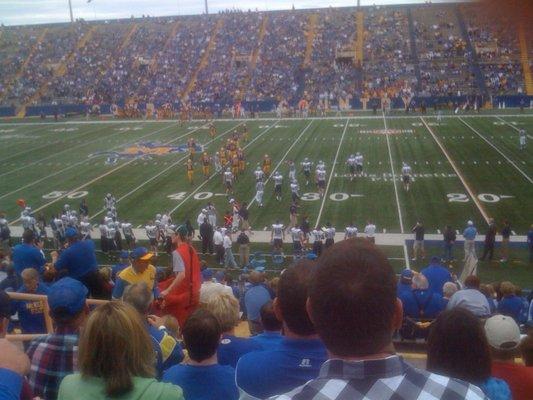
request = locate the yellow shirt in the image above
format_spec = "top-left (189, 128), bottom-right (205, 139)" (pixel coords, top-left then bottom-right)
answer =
top-left (117, 264), bottom-right (156, 291)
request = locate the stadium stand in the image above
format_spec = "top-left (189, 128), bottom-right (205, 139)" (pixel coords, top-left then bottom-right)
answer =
top-left (1, 2), bottom-right (531, 117)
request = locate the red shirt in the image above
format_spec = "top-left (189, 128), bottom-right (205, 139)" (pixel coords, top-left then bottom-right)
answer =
top-left (491, 361), bottom-right (533, 400)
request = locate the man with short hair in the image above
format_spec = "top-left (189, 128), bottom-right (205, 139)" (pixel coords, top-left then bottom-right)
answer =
top-left (52, 227), bottom-right (103, 298)
top-left (420, 256), bottom-right (452, 296)
top-left (237, 260), bottom-right (327, 399)
top-left (12, 268), bottom-right (49, 334)
top-left (213, 227), bottom-right (224, 265)
top-left (485, 315), bottom-right (533, 400)
top-left (162, 309), bottom-right (238, 400)
top-left (250, 301), bottom-right (283, 349)
top-left (12, 229), bottom-right (45, 278)
top-left (463, 220), bottom-right (477, 259)
top-left (237, 229), bottom-right (250, 267)
top-left (112, 247), bottom-right (157, 299)
top-left (122, 282), bottom-right (183, 376)
top-left (480, 219), bottom-right (497, 261)
top-left (200, 218), bottom-right (214, 255)
top-left (411, 221), bottom-right (425, 261)
top-left (271, 240), bottom-right (487, 400)
top-left (244, 270), bottom-right (274, 335)
top-left (399, 274), bottom-right (445, 319)
top-left (27, 278), bottom-right (89, 400)
top-left (0, 290), bottom-right (31, 400)
top-left (442, 281), bottom-right (458, 307)
top-left (446, 275), bottom-right (491, 317)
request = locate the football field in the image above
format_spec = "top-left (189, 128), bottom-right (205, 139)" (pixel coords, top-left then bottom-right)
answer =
top-left (1, 112), bottom-right (531, 235)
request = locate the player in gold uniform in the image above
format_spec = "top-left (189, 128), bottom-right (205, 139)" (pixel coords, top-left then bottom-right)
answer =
top-left (188, 138), bottom-right (196, 160)
top-left (186, 159), bottom-right (194, 185)
top-left (237, 148), bottom-right (245, 172)
top-left (262, 154), bottom-right (271, 176)
top-left (209, 123), bottom-right (216, 139)
top-left (201, 152), bottom-right (211, 178)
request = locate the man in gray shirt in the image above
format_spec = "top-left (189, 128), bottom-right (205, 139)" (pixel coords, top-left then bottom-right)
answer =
top-left (446, 275), bottom-right (490, 317)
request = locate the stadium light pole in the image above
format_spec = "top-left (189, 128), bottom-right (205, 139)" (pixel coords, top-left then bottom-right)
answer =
top-left (68, 0), bottom-right (74, 23)
top-left (205, 0), bottom-right (208, 14)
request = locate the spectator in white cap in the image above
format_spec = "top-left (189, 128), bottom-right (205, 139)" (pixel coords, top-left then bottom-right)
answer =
top-left (463, 220), bottom-right (477, 260)
top-left (485, 315), bottom-right (532, 400)
top-left (196, 209), bottom-right (207, 231)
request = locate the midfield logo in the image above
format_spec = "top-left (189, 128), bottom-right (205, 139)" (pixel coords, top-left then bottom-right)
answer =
top-left (89, 141), bottom-right (204, 160)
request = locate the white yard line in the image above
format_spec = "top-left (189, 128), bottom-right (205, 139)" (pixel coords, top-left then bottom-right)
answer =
top-left (421, 117), bottom-right (490, 224)
top-left (247, 120), bottom-right (314, 209)
top-left (0, 123), bottom-right (115, 178)
top-left (12, 123), bottom-right (208, 223)
top-left (382, 112), bottom-right (410, 269)
top-left (0, 122), bottom-right (191, 200)
top-left (169, 120), bottom-right (281, 216)
top-left (314, 119), bottom-right (349, 228)
top-left (459, 117), bottom-right (532, 184)
top-left (90, 122), bottom-right (244, 220)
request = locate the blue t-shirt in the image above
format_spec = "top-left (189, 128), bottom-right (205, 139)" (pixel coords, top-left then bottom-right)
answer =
top-left (497, 295), bottom-right (524, 323)
top-left (236, 338), bottom-right (327, 399)
top-left (12, 243), bottom-right (46, 277)
top-left (420, 264), bottom-right (452, 296)
top-left (163, 364), bottom-right (238, 400)
top-left (463, 226), bottom-right (477, 240)
top-left (218, 334), bottom-right (262, 368)
top-left (244, 283), bottom-right (273, 322)
top-left (250, 331), bottom-right (283, 350)
top-left (55, 240), bottom-right (98, 279)
top-left (397, 282), bottom-right (412, 297)
top-left (0, 368), bottom-right (22, 400)
top-left (12, 283), bottom-right (49, 334)
top-left (399, 289), bottom-right (445, 319)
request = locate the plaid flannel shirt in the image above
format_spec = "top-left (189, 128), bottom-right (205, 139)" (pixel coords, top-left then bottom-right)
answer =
top-left (270, 355), bottom-right (488, 400)
top-left (26, 327), bottom-right (79, 400)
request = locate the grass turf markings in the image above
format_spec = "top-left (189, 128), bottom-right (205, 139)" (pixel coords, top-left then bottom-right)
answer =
top-left (420, 117), bottom-right (490, 225)
top-left (89, 121), bottom-right (245, 220)
top-left (11, 123), bottom-right (206, 223)
top-left (314, 119), bottom-right (349, 228)
top-left (459, 117), bottom-right (532, 185)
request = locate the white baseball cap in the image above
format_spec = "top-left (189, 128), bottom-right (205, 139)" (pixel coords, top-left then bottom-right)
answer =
top-left (484, 315), bottom-right (520, 350)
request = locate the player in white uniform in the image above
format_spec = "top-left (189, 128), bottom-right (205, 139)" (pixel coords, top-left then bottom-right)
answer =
top-left (254, 166), bottom-right (265, 182)
top-left (145, 221), bottom-right (158, 255)
top-left (401, 162), bottom-right (412, 191)
top-left (355, 152), bottom-right (364, 176)
top-left (301, 158), bottom-right (313, 186)
top-left (347, 154), bottom-right (357, 181)
top-left (230, 199), bottom-right (240, 233)
top-left (290, 226), bottom-right (304, 256)
top-left (311, 227), bottom-right (325, 256)
top-left (99, 220), bottom-right (108, 253)
top-left (104, 193), bottom-right (116, 212)
top-left (79, 217), bottom-right (92, 240)
top-left (519, 128), bottom-right (526, 150)
top-left (121, 221), bottom-right (135, 249)
top-left (364, 221), bottom-right (377, 244)
top-left (287, 160), bottom-right (296, 182)
top-left (273, 171), bottom-right (283, 201)
top-left (197, 209), bottom-right (208, 230)
top-left (290, 180), bottom-right (300, 203)
top-left (255, 180), bottom-right (265, 207)
top-left (106, 221), bottom-right (117, 252)
top-left (213, 152), bottom-right (221, 173)
top-left (224, 168), bottom-right (234, 195)
top-left (344, 224), bottom-right (358, 240)
top-left (323, 223), bottom-right (336, 248)
top-left (271, 221), bottom-right (285, 252)
top-left (316, 166), bottom-right (327, 198)
top-left (206, 202), bottom-right (217, 227)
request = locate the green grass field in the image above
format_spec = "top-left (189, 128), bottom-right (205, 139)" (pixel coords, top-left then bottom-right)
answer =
top-left (1, 111), bottom-right (532, 285)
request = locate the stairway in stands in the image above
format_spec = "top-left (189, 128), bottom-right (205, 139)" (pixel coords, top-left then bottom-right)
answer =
top-left (302, 14), bottom-right (318, 67)
top-left (150, 20), bottom-right (180, 73)
top-left (406, 8), bottom-right (422, 93)
top-left (239, 15), bottom-right (269, 94)
top-left (16, 26), bottom-right (97, 118)
top-left (355, 11), bottom-right (364, 64)
top-left (181, 19), bottom-right (223, 100)
top-left (455, 5), bottom-right (488, 99)
top-left (518, 22), bottom-right (533, 95)
top-left (2, 28), bottom-right (48, 105)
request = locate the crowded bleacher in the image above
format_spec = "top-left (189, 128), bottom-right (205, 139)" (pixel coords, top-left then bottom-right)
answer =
top-left (0, 1), bottom-right (531, 115)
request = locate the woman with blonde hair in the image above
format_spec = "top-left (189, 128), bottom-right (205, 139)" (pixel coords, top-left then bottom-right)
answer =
top-left (205, 293), bottom-right (261, 367)
top-left (58, 302), bottom-right (183, 400)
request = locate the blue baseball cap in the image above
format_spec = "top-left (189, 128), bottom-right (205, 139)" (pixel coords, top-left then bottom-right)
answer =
top-left (400, 269), bottom-right (414, 283)
top-left (65, 227), bottom-right (78, 238)
top-left (202, 268), bottom-right (214, 280)
top-left (48, 278), bottom-right (88, 316)
top-left (119, 251), bottom-right (129, 259)
top-left (130, 247), bottom-right (153, 261)
top-left (306, 252), bottom-right (318, 260)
